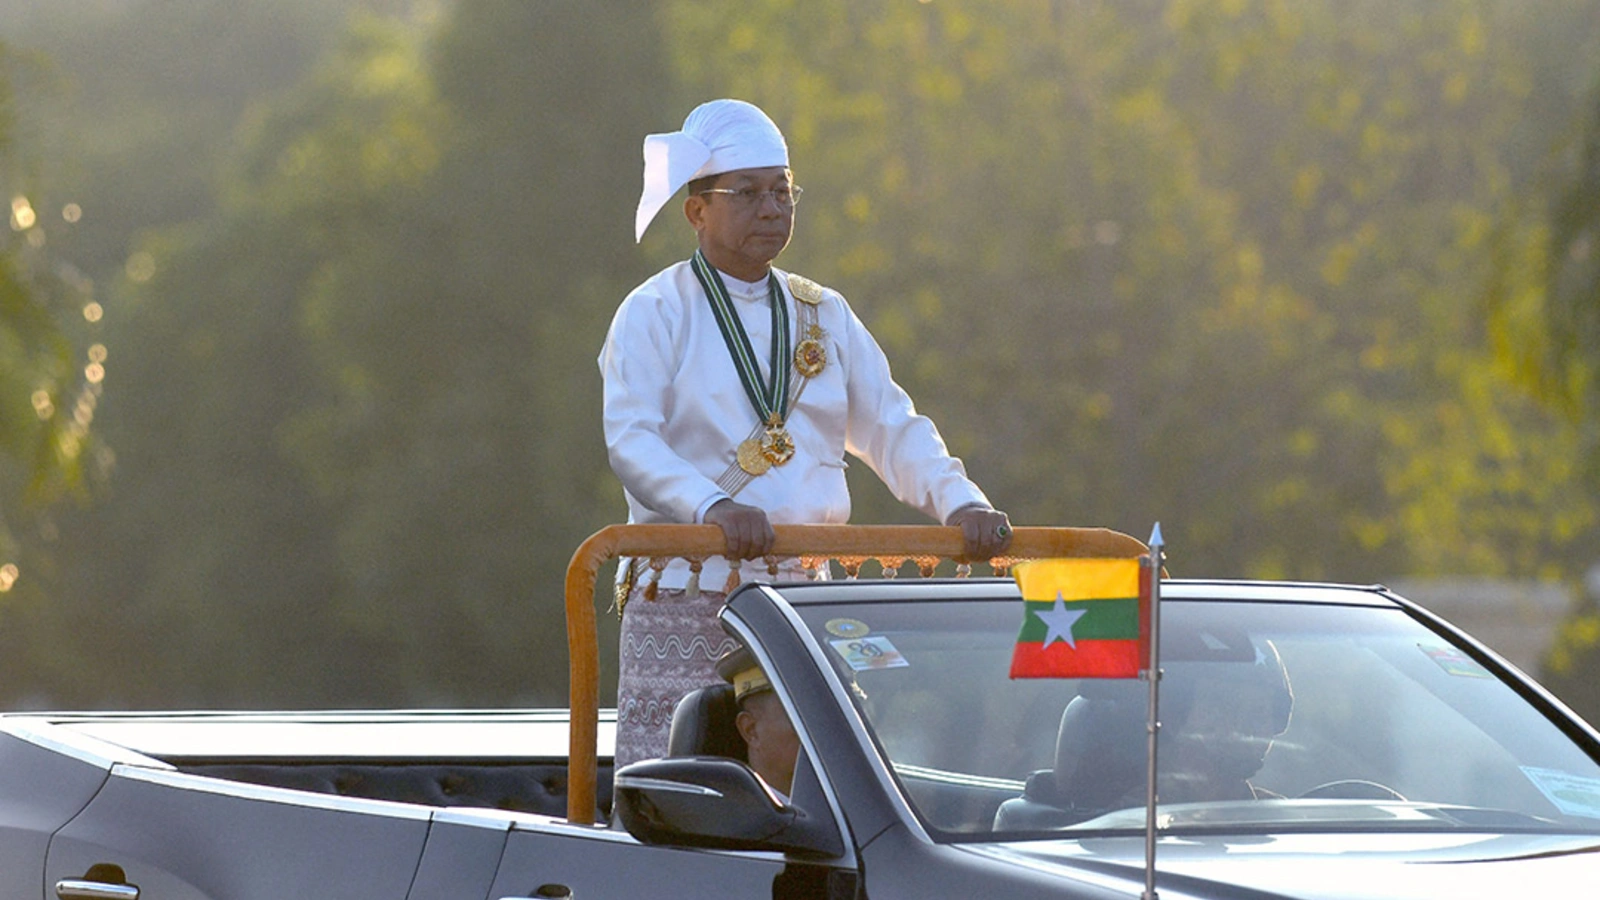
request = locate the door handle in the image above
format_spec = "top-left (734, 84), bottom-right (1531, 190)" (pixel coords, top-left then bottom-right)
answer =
top-left (497, 886), bottom-right (572, 900)
top-left (54, 883), bottom-right (138, 900)
top-left (55, 863), bottom-right (140, 900)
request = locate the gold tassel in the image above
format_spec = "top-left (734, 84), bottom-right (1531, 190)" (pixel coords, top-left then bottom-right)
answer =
top-left (723, 558), bottom-right (742, 595)
top-left (612, 557), bottom-right (638, 619)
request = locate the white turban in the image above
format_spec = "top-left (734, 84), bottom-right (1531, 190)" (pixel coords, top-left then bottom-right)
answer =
top-left (634, 99), bottom-right (790, 243)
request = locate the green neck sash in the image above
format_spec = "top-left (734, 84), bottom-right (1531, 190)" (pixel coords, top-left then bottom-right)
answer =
top-left (691, 249), bottom-right (791, 427)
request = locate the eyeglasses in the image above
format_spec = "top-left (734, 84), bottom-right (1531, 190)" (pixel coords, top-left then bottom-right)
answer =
top-left (696, 184), bottom-right (804, 210)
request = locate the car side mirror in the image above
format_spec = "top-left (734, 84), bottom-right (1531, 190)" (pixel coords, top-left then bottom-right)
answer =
top-left (613, 757), bottom-right (841, 857)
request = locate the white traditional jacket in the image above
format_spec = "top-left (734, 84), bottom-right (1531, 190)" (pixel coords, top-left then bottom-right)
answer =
top-left (599, 259), bottom-right (990, 588)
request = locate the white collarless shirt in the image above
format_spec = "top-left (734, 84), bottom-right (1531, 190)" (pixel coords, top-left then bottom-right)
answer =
top-left (600, 260), bottom-right (989, 587)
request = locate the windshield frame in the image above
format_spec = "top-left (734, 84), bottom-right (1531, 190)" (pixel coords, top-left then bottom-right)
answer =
top-left (768, 578), bottom-right (1600, 844)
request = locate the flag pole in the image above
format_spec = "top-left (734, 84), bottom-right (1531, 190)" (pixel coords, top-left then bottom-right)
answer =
top-left (1142, 522), bottom-right (1164, 900)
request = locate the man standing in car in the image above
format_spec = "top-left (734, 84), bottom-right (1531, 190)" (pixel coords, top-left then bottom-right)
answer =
top-left (601, 98), bottom-right (1012, 768)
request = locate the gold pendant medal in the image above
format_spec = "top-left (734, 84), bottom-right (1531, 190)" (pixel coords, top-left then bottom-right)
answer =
top-left (794, 338), bottom-right (827, 377)
top-left (737, 437), bottom-right (772, 475)
top-left (761, 424), bottom-right (796, 466)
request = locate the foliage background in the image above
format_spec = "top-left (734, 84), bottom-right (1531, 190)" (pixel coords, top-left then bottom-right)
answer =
top-left (1, 0), bottom-right (1598, 717)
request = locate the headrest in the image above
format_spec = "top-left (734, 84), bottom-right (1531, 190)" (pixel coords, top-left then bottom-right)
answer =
top-left (1053, 683), bottom-right (1148, 807)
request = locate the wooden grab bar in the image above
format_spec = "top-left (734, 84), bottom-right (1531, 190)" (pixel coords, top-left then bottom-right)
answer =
top-left (563, 523), bottom-right (1147, 824)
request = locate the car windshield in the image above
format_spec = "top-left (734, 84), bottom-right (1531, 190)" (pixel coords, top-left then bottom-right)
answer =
top-left (792, 588), bottom-right (1600, 841)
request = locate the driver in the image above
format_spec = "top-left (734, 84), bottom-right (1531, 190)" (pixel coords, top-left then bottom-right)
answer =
top-left (716, 646), bottom-right (800, 801)
top-left (1156, 640), bottom-right (1294, 803)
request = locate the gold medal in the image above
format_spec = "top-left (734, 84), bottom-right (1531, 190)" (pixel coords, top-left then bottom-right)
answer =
top-left (737, 438), bottom-right (772, 475)
top-left (794, 338), bottom-right (827, 377)
top-left (761, 425), bottom-right (796, 466)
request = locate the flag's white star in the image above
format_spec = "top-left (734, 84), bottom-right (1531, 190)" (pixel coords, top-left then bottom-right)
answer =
top-left (1034, 591), bottom-right (1087, 648)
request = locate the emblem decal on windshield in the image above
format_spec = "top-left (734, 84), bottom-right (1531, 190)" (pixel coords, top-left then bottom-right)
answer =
top-left (831, 636), bottom-right (909, 671)
top-left (1521, 768), bottom-right (1600, 820)
top-left (825, 617), bottom-right (871, 638)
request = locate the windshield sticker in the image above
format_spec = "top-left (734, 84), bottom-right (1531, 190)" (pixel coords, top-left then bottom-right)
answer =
top-left (831, 636), bottom-right (909, 671)
top-left (825, 617), bottom-right (871, 639)
top-left (1419, 644), bottom-right (1493, 678)
top-left (1521, 767), bottom-right (1600, 820)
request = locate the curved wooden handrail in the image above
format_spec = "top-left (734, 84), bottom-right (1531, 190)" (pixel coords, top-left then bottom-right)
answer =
top-left (563, 523), bottom-right (1148, 824)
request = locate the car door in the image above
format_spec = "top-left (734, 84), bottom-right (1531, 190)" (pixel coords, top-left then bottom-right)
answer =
top-left (0, 727), bottom-right (113, 900)
top-left (405, 808), bottom-right (514, 900)
top-left (47, 764), bottom-right (431, 900)
top-left (484, 821), bottom-right (791, 899)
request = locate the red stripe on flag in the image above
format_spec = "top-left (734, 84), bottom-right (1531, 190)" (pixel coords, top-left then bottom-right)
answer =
top-left (1009, 638), bottom-right (1142, 679)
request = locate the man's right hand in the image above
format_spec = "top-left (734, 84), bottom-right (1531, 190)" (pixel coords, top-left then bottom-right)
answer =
top-left (704, 499), bottom-right (777, 560)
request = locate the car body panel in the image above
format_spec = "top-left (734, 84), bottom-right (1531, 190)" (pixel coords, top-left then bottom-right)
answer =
top-left (968, 832), bottom-right (1600, 900)
top-left (407, 810), bottom-right (512, 900)
top-left (487, 822), bottom-right (789, 899)
top-left (47, 765), bottom-right (431, 900)
top-left (0, 709), bottom-right (625, 900)
top-left (0, 732), bottom-right (112, 900)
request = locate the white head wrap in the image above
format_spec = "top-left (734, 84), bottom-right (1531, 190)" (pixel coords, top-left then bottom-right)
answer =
top-left (634, 99), bottom-right (789, 243)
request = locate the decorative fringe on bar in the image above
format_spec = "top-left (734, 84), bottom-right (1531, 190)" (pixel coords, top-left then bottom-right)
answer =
top-left (619, 546), bottom-right (1025, 612)
top-left (685, 557), bottom-right (704, 600)
top-left (643, 558), bottom-right (666, 602)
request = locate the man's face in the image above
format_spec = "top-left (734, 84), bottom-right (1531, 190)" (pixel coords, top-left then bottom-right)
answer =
top-left (684, 166), bottom-right (795, 281)
top-left (737, 690), bottom-right (800, 796)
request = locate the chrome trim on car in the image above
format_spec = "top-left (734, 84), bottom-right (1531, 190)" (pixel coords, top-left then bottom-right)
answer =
top-left (54, 878), bottom-right (139, 900)
top-left (0, 719), bottom-right (172, 772)
top-left (614, 775), bottom-right (725, 797)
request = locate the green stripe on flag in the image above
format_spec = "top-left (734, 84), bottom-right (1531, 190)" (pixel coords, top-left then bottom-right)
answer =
top-left (1017, 596), bottom-right (1139, 643)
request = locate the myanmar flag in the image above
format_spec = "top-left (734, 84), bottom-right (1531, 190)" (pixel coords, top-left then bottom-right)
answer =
top-left (1009, 557), bottom-right (1149, 679)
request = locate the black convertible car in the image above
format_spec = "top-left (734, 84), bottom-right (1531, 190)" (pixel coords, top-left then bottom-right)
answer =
top-left (4, 525), bottom-right (1597, 898)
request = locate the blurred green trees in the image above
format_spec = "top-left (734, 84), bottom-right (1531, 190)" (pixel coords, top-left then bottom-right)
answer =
top-left (1, 0), bottom-right (1597, 715)
top-left (663, 0), bottom-right (1599, 581)
top-left (0, 38), bottom-right (103, 609)
top-left (1490, 68), bottom-right (1600, 714)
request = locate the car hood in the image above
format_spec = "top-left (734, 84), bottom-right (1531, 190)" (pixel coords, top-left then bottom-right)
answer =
top-left (961, 831), bottom-right (1600, 899)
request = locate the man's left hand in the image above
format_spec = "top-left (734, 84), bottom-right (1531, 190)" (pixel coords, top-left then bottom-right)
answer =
top-left (946, 505), bottom-right (1013, 561)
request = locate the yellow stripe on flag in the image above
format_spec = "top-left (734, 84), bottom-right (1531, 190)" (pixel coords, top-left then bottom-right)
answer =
top-left (1014, 557), bottom-right (1140, 602)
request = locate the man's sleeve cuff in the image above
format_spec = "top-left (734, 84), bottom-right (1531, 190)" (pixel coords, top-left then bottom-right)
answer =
top-left (694, 492), bottom-right (733, 524)
top-left (944, 500), bottom-right (994, 525)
